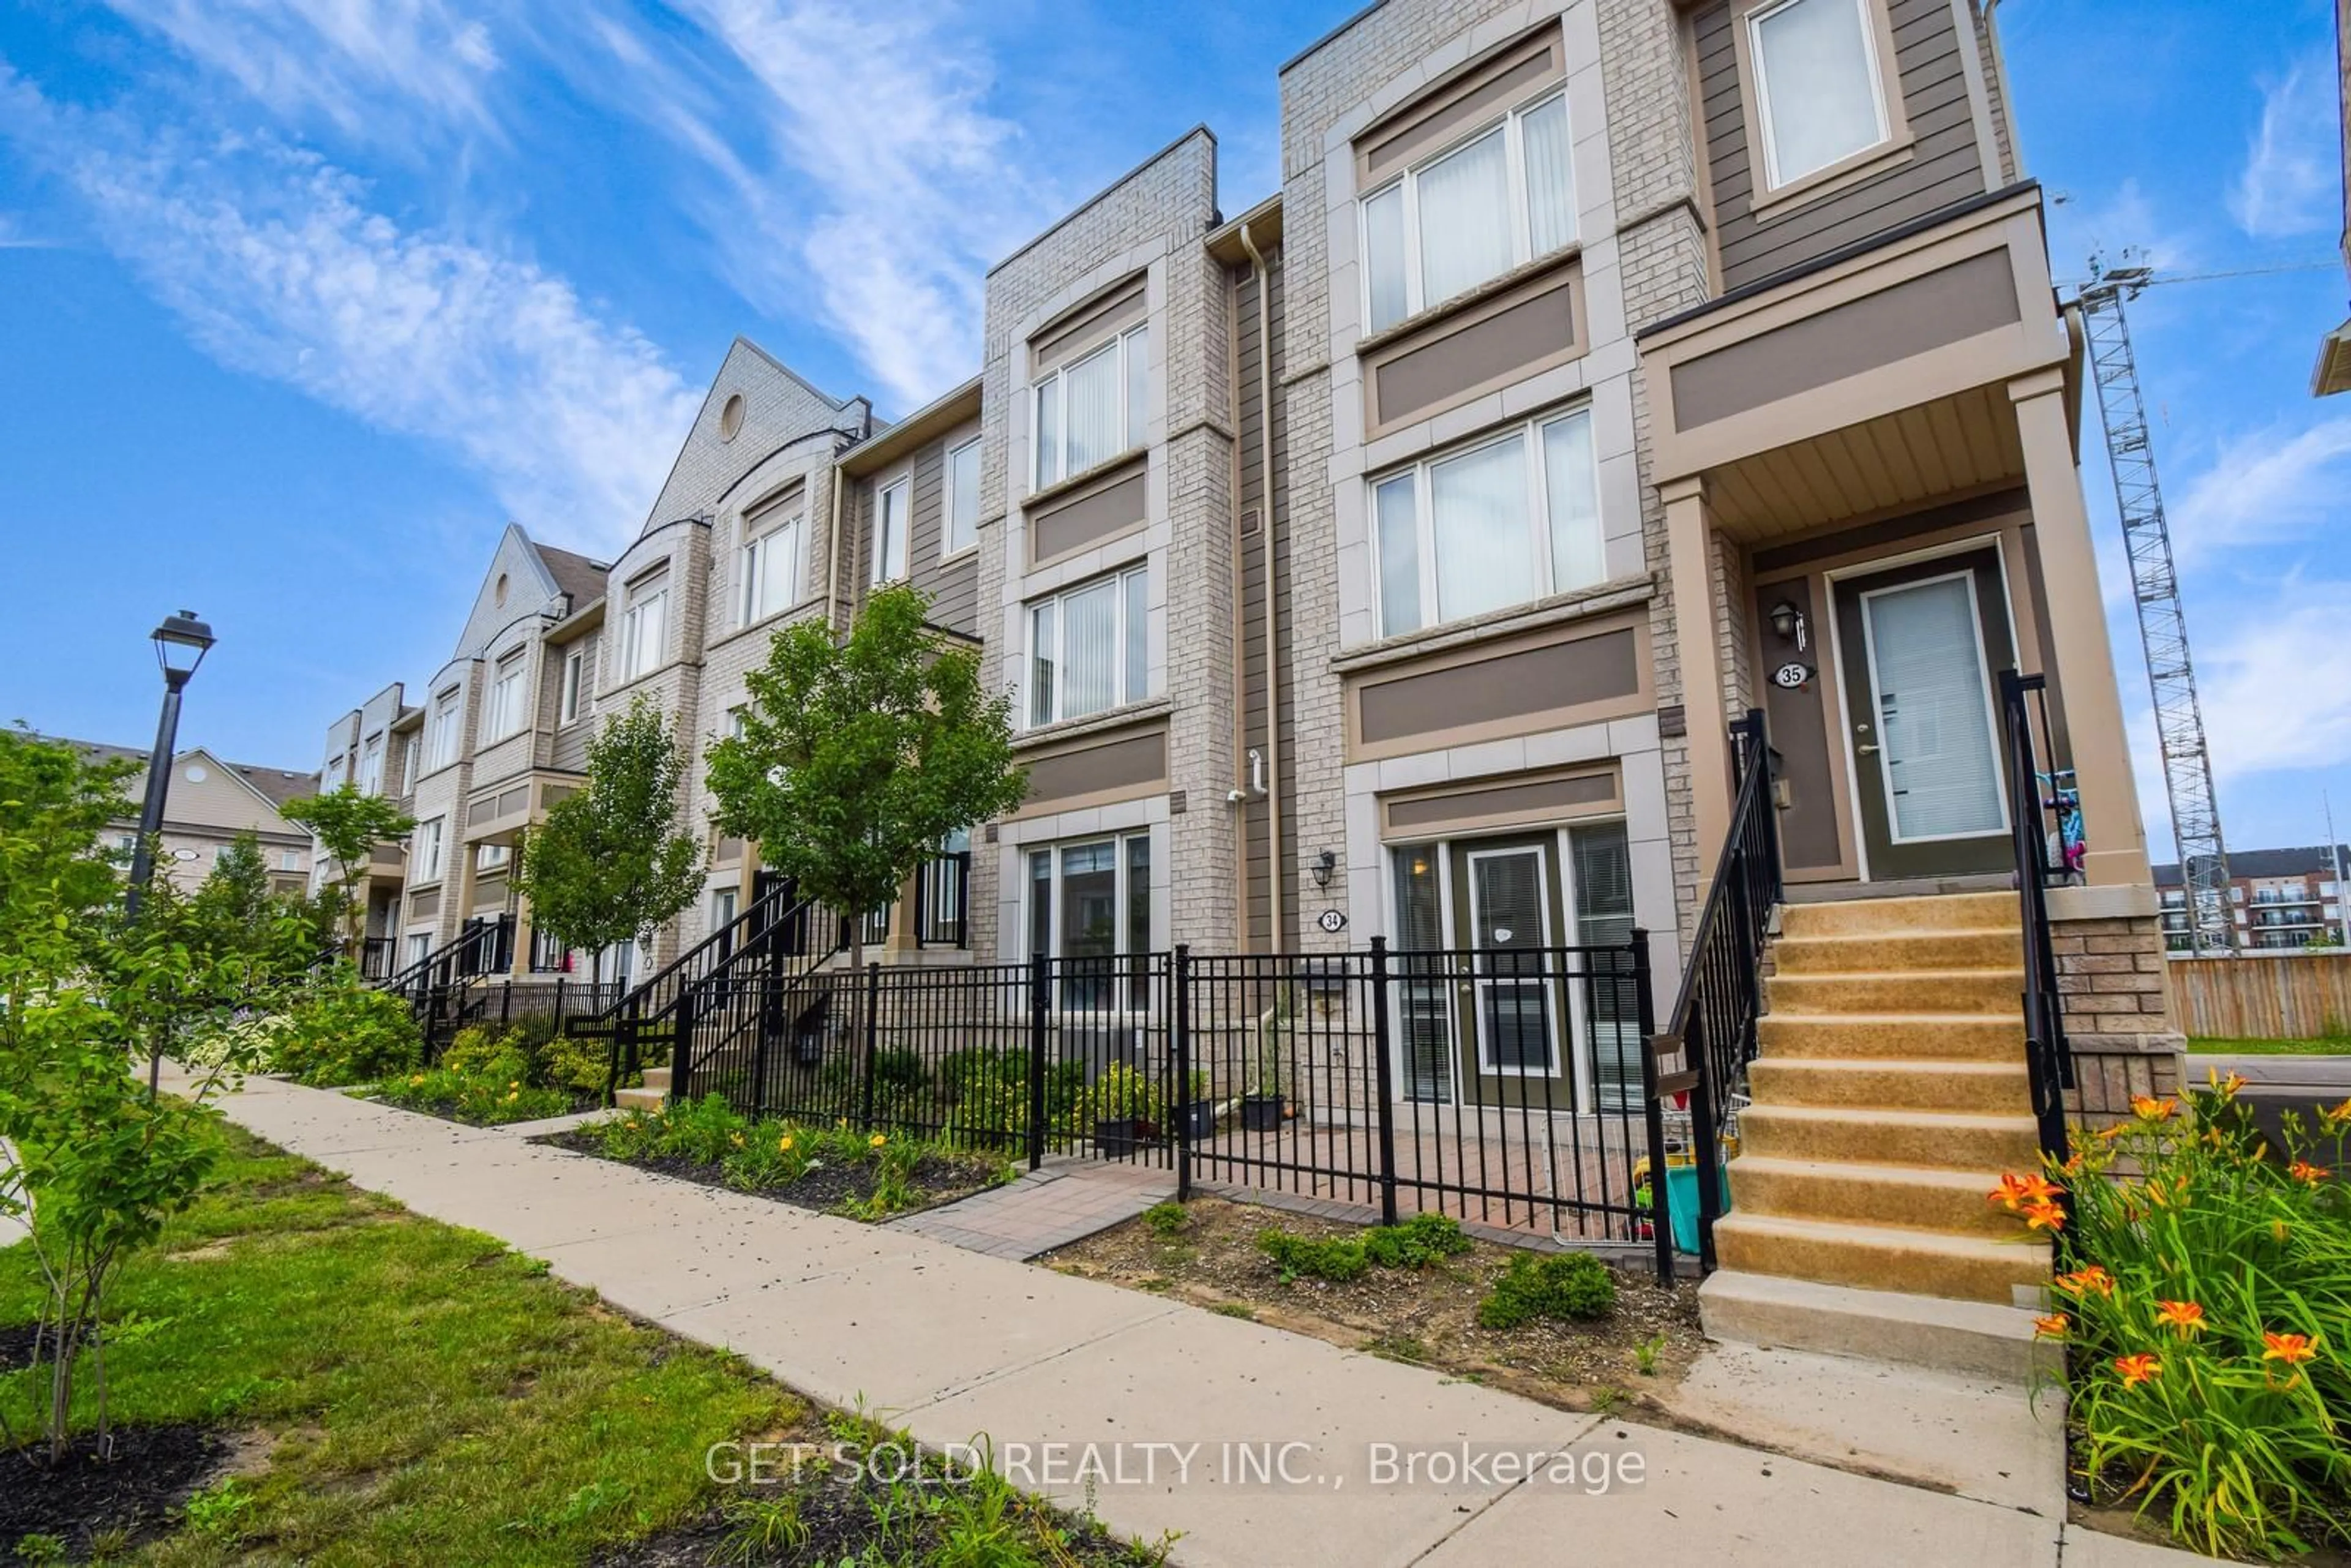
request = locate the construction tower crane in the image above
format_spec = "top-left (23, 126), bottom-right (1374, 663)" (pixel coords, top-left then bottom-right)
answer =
top-left (2074, 258), bottom-right (2235, 954)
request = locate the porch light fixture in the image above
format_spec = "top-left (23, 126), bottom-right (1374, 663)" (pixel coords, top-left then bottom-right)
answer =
top-left (1311, 849), bottom-right (1337, 889)
top-left (1768, 600), bottom-right (1808, 652)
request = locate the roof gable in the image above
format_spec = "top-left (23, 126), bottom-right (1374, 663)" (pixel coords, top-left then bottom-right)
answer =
top-left (636, 339), bottom-right (870, 533)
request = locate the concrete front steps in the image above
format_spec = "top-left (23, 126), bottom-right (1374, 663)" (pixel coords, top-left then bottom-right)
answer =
top-left (1703, 891), bottom-right (2052, 1380)
top-left (613, 1065), bottom-right (670, 1113)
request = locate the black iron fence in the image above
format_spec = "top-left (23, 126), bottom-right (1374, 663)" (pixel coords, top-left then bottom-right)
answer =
top-left (652, 938), bottom-right (1676, 1278)
top-left (2001, 670), bottom-right (2075, 1169)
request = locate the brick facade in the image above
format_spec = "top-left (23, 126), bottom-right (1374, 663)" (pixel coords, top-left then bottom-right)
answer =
top-left (2053, 913), bottom-right (2188, 1126)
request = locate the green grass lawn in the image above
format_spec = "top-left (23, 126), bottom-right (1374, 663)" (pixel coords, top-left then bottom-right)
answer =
top-left (2188, 1037), bottom-right (2351, 1055)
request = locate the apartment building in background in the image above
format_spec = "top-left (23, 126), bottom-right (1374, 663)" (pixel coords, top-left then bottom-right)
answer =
top-left (2156, 846), bottom-right (2351, 953)
top-left (65, 738), bottom-right (318, 894)
top-left (322, 0), bottom-right (2175, 1133)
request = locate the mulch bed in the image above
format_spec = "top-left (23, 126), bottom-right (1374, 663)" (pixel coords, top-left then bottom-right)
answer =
top-left (1041, 1195), bottom-right (1706, 1411)
top-left (360, 1090), bottom-right (604, 1128)
top-left (539, 1130), bottom-right (1008, 1219)
top-left (1, 1423), bottom-right (238, 1559)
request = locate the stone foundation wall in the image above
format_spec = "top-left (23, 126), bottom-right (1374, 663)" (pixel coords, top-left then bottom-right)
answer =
top-left (2053, 911), bottom-right (2186, 1126)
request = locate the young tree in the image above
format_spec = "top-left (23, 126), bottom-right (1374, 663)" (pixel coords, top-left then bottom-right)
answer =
top-left (706, 583), bottom-right (1027, 964)
top-left (280, 782), bottom-right (414, 950)
top-left (193, 827), bottom-right (271, 929)
top-left (512, 696), bottom-right (705, 969)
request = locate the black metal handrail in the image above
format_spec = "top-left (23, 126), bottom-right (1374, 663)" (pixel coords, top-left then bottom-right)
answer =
top-left (569, 877), bottom-right (802, 1038)
top-left (665, 901), bottom-right (850, 1106)
top-left (1648, 708), bottom-right (1780, 1272)
top-left (2000, 670), bottom-right (2074, 1168)
top-left (377, 918), bottom-right (499, 1006)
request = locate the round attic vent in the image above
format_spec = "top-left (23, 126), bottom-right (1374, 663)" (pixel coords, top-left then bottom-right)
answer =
top-left (720, 392), bottom-right (746, 441)
top-left (185, 763), bottom-right (207, 782)
top-left (494, 572), bottom-right (509, 606)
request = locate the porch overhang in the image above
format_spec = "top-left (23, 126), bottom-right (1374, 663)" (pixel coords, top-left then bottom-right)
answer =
top-left (463, 769), bottom-right (585, 845)
top-left (1638, 187), bottom-right (2072, 544)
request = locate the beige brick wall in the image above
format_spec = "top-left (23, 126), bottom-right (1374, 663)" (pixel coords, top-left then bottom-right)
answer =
top-left (2052, 913), bottom-right (2187, 1127)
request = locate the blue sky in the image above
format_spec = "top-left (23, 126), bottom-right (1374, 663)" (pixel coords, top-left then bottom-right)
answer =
top-left (0, 1), bottom-right (2344, 865)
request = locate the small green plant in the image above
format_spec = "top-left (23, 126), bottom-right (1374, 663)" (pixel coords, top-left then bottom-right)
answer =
top-left (1591, 1384), bottom-right (1627, 1415)
top-left (1363, 1332), bottom-right (1431, 1364)
top-left (1209, 1302), bottom-right (1255, 1320)
top-left (715, 1492), bottom-right (812, 1562)
top-left (1258, 1227), bottom-right (1368, 1283)
top-left (1361, 1212), bottom-right (1473, 1269)
top-left (183, 1477), bottom-right (257, 1537)
top-left (12, 1537), bottom-right (66, 1565)
top-left (1143, 1200), bottom-right (1190, 1237)
top-left (1476, 1250), bottom-right (1617, 1329)
top-left (264, 978), bottom-right (423, 1085)
top-left (1635, 1334), bottom-right (1667, 1376)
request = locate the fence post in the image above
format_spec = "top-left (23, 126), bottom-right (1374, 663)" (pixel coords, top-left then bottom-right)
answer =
top-left (1368, 937), bottom-right (1400, 1227)
top-left (553, 975), bottom-right (566, 1029)
top-left (1688, 1011), bottom-right (1723, 1275)
top-left (1027, 953), bottom-right (1049, 1172)
top-left (501, 980), bottom-right (512, 1025)
top-left (858, 961), bottom-right (882, 1132)
top-left (670, 989), bottom-right (696, 1105)
top-left (1631, 929), bottom-right (1673, 1286)
top-left (1173, 945), bottom-right (1193, 1199)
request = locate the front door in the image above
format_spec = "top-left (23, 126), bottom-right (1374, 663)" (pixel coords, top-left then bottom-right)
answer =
top-left (1833, 548), bottom-right (2016, 879)
top-left (1450, 839), bottom-right (1569, 1111)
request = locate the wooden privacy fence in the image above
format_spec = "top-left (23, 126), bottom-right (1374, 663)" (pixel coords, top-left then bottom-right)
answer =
top-left (2168, 955), bottom-right (2351, 1040)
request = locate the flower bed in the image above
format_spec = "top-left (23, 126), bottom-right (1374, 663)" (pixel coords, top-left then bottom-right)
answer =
top-left (2001, 1077), bottom-right (2351, 1559)
top-left (369, 1024), bottom-right (611, 1126)
top-left (547, 1094), bottom-right (1014, 1220)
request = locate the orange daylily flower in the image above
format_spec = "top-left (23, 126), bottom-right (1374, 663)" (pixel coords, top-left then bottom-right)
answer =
top-left (2057, 1265), bottom-right (2115, 1297)
top-left (2021, 1198), bottom-right (2066, 1232)
top-left (1989, 1172), bottom-right (2061, 1210)
top-left (2322, 1097), bottom-right (2351, 1130)
top-left (2205, 1068), bottom-right (2248, 1098)
top-left (2289, 1160), bottom-right (2330, 1185)
top-left (2262, 1332), bottom-right (2317, 1367)
top-left (2034, 1313), bottom-right (2069, 1339)
top-left (2095, 1122), bottom-right (2131, 1142)
top-left (2131, 1095), bottom-right (2178, 1123)
top-left (2153, 1300), bottom-right (2207, 1338)
top-left (2061, 1151), bottom-right (2088, 1177)
top-left (2113, 1352), bottom-right (2162, 1387)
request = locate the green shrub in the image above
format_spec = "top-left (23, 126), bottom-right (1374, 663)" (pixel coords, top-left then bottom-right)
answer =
top-left (1144, 1201), bottom-right (1190, 1237)
top-left (1362, 1212), bottom-right (1472, 1269)
top-left (1477, 1251), bottom-right (1616, 1329)
top-left (267, 981), bottom-right (422, 1086)
top-left (1258, 1228), bottom-right (1368, 1282)
top-left (2029, 1079), bottom-right (2350, 1559)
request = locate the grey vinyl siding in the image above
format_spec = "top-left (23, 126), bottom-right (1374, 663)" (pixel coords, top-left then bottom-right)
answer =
top-left (550, 632), bottom-right (599, 773)
top-left (1697, 0), bottom-right (1989, 292)
top-left (1235, 250), bottom-right (1299, 951)
top-left (850, 436), bottom-right (981, 638)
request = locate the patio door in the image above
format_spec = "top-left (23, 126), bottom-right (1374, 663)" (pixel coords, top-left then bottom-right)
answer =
top-left (1834, 548), bottom-right (2016, 880)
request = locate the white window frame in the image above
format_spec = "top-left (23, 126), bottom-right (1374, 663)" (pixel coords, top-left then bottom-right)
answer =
top-left (559, 649), bottom-right (585, 724)
top-left (400, 733), bottom-right (421, 790)
top-left (740, 509), bottom-right (803, 626)
top-left (1746, 0), bottom-right (1894, 192)
top-left (1026, 564), bottom-right (1150, 727)
top-left (1031, 323), bottom-right (1150, 490)
top-left (358, 733), bottom-right (384, 795)
top-left (279, 848), bottom-right (302, 871)
top-left (620, 571), bottom-right (669, 681)
top-left (476, 842), bottom-right (511, 874)
top-left (485, 648), bottom-right (527, 743)
top-left (425, 688), bottom-right (462, 773)
top-left (414, 817), bottom-right (446, 883)
top-left (942, 437), bottom-right (981, 559)
top-left (871, 475), bottom-right (910, 585)
top-left (1022, 831), bottom-right (1154, 1014)
top-left (1367, 405), bottom-right (1606, 639)
top-left (1358, 87), bottom-right (1576, 333)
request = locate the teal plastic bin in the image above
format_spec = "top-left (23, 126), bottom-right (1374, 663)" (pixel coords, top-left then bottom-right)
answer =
top-left (1665, 1162), bottom-right (1733, 1255)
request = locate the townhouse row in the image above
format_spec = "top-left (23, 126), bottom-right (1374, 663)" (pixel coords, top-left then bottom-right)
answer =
top-left (317, 0), bottom-right (2179, 1113)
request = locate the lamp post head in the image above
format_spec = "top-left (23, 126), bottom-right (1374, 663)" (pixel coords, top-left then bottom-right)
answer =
top-left (152, 610), bottom-right (215, 686)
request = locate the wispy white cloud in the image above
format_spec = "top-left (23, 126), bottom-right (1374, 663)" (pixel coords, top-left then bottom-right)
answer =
top-left (2168, 415), bottom-right (2351, 569)
top-left (2227, 56), bottom-right (2338, 239)
top-left (100, 0), bottom-right (504, 140)
top-left (2199, 577), bottom-right (2351, 781)
top-left (0, 211), bottom-right (59, 248)
top-left (2050, 178), bottom-right (2193, 280)
top-left (0, 67), bottom-right (696, 552)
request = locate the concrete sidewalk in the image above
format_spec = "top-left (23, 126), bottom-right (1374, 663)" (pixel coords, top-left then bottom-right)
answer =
top-left (190, 1076), bottom-right (2212, 1568)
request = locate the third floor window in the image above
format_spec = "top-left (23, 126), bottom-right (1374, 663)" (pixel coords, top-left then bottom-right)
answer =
top-left (1362, 89), bottom-right (1574, 335)
top-left (1034, 324), bottom-right (1148, 490)
top-left (484, 650), bottom-right (526, 742)
top-left (943, 438), bottom-right (981, 557)
top-left (741, 508), bottom-right (802, 626)
top-left (620, 570), bottom-right (669, 681)
top-left (1748, 0), bottom-right (1892, 190)
top-left (425, 688), bottom-right (462, 773)
top-left (358, 733), bottom-right (383, 795)
top-left (872, 477), bottom-right (910, 585)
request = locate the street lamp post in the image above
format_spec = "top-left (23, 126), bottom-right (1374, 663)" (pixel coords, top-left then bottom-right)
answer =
top-left (126, 612), bottom-right (214, 1098)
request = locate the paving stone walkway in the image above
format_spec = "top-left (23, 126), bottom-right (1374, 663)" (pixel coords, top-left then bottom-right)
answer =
top-left (890, 1158), bottom-right (1175, 1259)
top-left (171, 1074), bottom-right (2215, 1568)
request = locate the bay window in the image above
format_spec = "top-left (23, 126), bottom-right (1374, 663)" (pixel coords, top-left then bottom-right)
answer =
top-left (620, 569), bottom-right (669, 681)
top-left (1033, 324), bottom-right (1149, 489)
top-left (741, 506), bottom-right (801, 625)
top-left (1026, 833), bottom-right (1153, 1010)
top-left (484, 650), bottom-right (525, 741)
top-left (1371, 406), bottom-right (1603, 637)
top-left (943, 438), bottom-right (981, 557)
top-left (872, 476), bottom-right (909, 584)
top-left (1748, 0), bottom-right (1891, 190)
top-left (1029, 565), bottom-right (1149, 726)
top-left (1362, 90), bottom-right (1576, 334)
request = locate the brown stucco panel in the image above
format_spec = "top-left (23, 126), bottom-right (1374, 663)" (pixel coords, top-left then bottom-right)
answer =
top-left (1018, 729), bottom-right (1169, 812)
top-left (1357, 626), bottom-right (1642, 746)
top-left (1373, 278), bottom-right (1578, 430)
top-left (1030, 467), bottom-right (1149, 565)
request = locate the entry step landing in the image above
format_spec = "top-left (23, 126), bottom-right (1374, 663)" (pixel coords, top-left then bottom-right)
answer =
top-left (890, 1160), bottom-right (1175, 1261)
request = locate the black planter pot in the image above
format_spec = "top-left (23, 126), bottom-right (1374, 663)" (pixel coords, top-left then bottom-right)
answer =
top-left (1240, 1094), bottom-right (1286, 1132)
top-left (1093, 1117), bottom-right (1161, 1157)
top-left (1178, 1100), bottom-right (1217, 1143)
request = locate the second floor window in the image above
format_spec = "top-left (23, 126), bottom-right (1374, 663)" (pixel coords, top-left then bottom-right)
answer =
top-left (485, 650), bottom-right (526, 741)
top-left (1749, 0), bottom-right (1891, 189)
top-left (414, 817), bottom-right (445, 882)
top-left (358, 734), bottom-right (383, 795)
top-left (1371, 406), bottom-right (1603, 638)
top-left (943, 438), bottom-right (980, 557)
top-left (1029, 565), bottom-right (1149, 727)
top-left (741, 510), bottom-right (801, 625)
top-left (1363, 90), bottom-right (1574, 334)
top-left (1034, 324), bottom-right (1148, 489)
top-left (620, 571), bottom-right (668, 681)
top-left (425, 688), bottom-right (462, 773)
top-left (872, 478), bottom-right (909, 584)
top-left (559, 648), bottom-right (585, 724)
